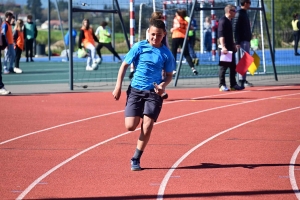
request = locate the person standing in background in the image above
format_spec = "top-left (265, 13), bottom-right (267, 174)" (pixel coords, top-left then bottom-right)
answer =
top-left (2, 11), bottom-right (15, 74)
top-left (232, 0), bottom-right (254, 88)
top-left (24, 15), bottom-right (38, 62)
top-left (78, 18), bottom-right (100, 71)
top-left (203, 16), bottom-right (212, 55)
top-left (218, 5), bottom-right (243, 92)
top-left (291, 13), bottom-right (300, 56)
top-left (185, 15), bottom-right (199, 65)
top-left (95, 21), bottom-right (122, 64)
top-left (0, 17), bottom-right (11, 95)
top-left (171, 9), bottom-right (198, 76)
top-left (13, 19), bottom-right (24, 74)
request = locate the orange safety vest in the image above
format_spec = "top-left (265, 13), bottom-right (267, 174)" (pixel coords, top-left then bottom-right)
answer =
top-left (171, 16), bottom-right (188, 39)
top-left (5, 21), bottom-right (13, 44)
top-left (15, 30), bottom-right (24, 50)
top-left (81, 28), bottom-right (95, 47)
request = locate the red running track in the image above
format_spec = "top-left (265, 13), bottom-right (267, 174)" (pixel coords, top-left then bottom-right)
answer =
top-left (1, 85), bottom-right (300, 200)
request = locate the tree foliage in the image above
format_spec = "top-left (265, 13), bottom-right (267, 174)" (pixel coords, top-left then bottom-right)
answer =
top-left (26, 0), bottom-right (43, 20)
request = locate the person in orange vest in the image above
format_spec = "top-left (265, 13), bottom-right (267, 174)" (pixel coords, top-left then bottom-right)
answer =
top-left (292, 13), bottom-right (300, 56)
top-left (0, 17), bottom-right (11, 95)
top-left (13, 19), bottom-right (24, 74)
top-left (78, 18), bottom-right (100, 71)
top-left (170, 9), bottom-right (198, 76)
top-left (1, 11), bottom-right (15, 74)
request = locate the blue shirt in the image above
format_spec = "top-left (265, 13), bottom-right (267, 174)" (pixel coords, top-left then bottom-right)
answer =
top-left (125, 40), bottom-right (175, 91)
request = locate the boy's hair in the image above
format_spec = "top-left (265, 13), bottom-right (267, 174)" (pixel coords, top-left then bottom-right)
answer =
top-left (101, 21), bottom-right (108, 27)
top-left (27, 15), bottom-right (33, 20)
top-left (149, 11), bottom-right (164, 22)
top-left (293, 13), bottom-right (299, 19)
top-left (149, 19), bottom-right (166, 31)
top-left (5, 11), bottom-right (13, 18)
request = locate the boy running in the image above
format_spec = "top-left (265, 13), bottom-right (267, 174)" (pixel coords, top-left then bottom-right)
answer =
top-left (112, 19), bottom-right (175, 171)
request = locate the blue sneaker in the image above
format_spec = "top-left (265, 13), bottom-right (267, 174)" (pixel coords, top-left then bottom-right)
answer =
top-left (131, 158), bottom-right (141, 171)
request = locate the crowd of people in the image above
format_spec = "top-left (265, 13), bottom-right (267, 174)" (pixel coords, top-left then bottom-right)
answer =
top-left (1, 7), bottom-right (299, 97)
top-left (0, 12), bottom-right (38, 95)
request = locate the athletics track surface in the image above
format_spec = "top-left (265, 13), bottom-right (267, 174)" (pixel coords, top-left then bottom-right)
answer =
top-left (1, 84), bottom-right (300, 199)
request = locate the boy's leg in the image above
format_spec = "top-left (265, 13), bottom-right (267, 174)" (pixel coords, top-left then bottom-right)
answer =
top-left (136, 116), bottom-right (154, 151)
top-left (104, 43), bottom-right (122, 61)
top-left (130, 116), bottom-right (154, 171)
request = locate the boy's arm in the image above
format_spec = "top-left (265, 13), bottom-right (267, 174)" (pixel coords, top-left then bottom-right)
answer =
top-left (155, 72), bottom-right (172, 96)
top-left (112, 62), bottom-right (129, 100)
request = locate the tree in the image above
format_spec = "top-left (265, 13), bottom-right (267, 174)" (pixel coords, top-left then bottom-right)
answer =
top-left (26, 0), bottom-right (43, 20)
top-left (265, 0), bottom-right (300, 45)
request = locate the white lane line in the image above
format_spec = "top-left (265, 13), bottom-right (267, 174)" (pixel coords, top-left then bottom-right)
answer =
top-left (157, 106), bottom-right (300, 200)
top-left (0, 111), bottom-right (124, 145)
top-left (16, 92), bottom-right (300, 199)
top-left (289, 146), bottom-right (300, 199)
top-left (1, 90), bottom-right (250, 146)
top-left (1, 85), bottom-right (290, 145)
top-left (2, 85), bottom-right (289, 145)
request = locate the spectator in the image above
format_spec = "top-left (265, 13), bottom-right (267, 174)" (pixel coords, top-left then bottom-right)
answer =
top-left (78, 18), bottom-right (100, 71)
top-left (232, 0), bottom-right (254, 88)
top-left (292, 13), bottom-right (300, 56)
top-left (185, 15), bottom-right (199, 65)
top-left (250, 33), bottom-right (259, 51)
top-left (95, 21), bottom-right (122, 64)
top-left (112, 19), bottom-right (175, 171)
top-left (24, 14), bottom-right (38, 62)
top-left (0, 17), bottom-right (11, 95)
top-left (13, 19), bottom-right (24, 74)
top-left (203, 16), bottom-right (212, 54)
top-left (170, 9), bottom-right (198, 76)
top-left (64, 29), bottom-right (77, 47)
top-left (2, 11), bottom-right (15, 74)
top-left (218, 5), bottom-right (243, 92)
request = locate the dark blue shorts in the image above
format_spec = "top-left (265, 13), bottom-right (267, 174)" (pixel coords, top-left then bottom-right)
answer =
top-left (125, 86), bottom-right (163, 122)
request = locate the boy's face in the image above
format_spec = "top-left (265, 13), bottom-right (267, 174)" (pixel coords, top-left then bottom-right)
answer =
top-left (6, 15), bottom-right (12, 23)
top-left (148, 26), bottom-right (166, 48)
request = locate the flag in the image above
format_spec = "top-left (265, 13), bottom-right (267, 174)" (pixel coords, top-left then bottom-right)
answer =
top-left (248, 52), bottom-right (260, 75)
top-left (236, 51), bottom-right (254, 76)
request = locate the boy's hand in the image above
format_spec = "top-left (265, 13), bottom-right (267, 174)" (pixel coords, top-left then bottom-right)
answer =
top-left (153, 82), bottom-right (165, 96)
top-left (112, 88), bottom-right (121, 100)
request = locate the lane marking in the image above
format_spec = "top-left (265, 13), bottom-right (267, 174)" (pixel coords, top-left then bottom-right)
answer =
top-left (157, 106), bottom-right (300, 200)
top-left (1, 90), bottom-right (250, 145)
top-left (1, 85), bottom-right (291, 145)
top-left (16, 91), bottom-right (300, 199)
top-left (289, 146), bottom-right (300, 199)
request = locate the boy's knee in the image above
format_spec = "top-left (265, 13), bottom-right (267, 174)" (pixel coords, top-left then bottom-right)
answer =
top-left (125, 124), bottom-right (137, 131)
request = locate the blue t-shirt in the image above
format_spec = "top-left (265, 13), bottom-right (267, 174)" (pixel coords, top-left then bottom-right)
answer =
top-left (125, 40), bottom-right (175, 91)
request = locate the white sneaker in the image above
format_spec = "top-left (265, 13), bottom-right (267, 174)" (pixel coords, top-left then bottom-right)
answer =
top-left (96, 58), bottom-right (102, 64)
top-left (86, 65), bottom-right (94, 71)
top-left (0, 87), bottom-right (11, 95)
top-left (91, 62), bottom-right (98, 70)
top-left (14, 67), bottom-right (23, 73)
top-left (219, 85), bottom-right (230, 92)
